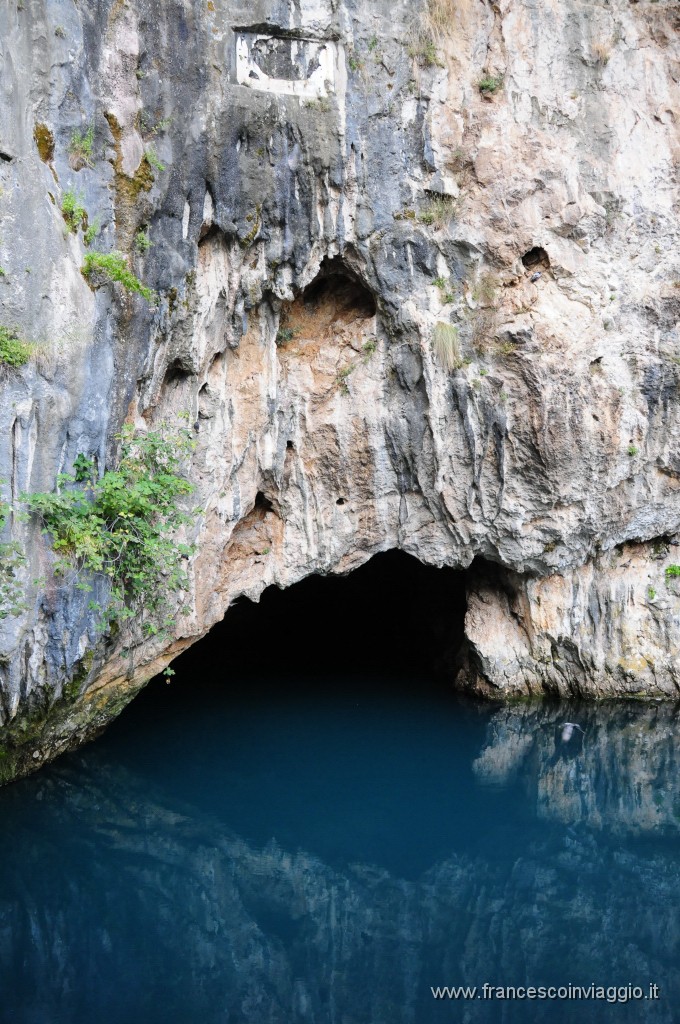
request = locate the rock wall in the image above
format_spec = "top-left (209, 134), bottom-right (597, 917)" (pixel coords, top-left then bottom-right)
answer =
top-left (0, 0), bottom-right (679, 780)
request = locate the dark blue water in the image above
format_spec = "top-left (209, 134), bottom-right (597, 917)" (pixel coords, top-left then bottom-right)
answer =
top-left (1, 671), bottom-right (679, 1024)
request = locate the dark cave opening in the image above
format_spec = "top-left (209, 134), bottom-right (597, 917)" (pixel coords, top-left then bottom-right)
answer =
top-left (139, 551), bottom-right (468, 710)
top-left (522, 246), bottom-right (550, 270)
top-left (301, 257), bottom-right (376, 320)
top-left (163, 357), bottom-right (194, 388)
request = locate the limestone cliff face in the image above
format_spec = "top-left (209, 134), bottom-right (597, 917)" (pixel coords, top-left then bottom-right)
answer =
top-left (0, 0), bottom-right (680, 780)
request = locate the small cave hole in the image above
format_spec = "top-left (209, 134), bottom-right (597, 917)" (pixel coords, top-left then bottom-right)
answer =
top-left (302, 257), bottom-right (376, 320)
top-left (522, 247), bottom-right (550, 271)
top-left (254, 491), bottom-right (274, 514)
top-left (286, 440), bottom-right (295, 451)
top-left (336, 498), bottom-right (346, 506)
top-left (197, 223), bottom-right (223, 247)
top-left (163, 358), bottom-right (194, 387)
top-left (197, 383), bottom-right (212, 421)
top-left (0, 150), bottom-right (14, 163)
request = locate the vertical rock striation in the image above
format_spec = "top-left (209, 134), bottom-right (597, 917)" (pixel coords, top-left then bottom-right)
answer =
top-left (0, 0), bottom-right (679, 779)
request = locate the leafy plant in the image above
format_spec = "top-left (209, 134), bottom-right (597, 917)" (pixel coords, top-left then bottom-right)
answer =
top-left (496, 341), bottom-right (515, 356)
top-left (0, 325), bottom-right (32, 368)
top-left (0, 492), bottom-right (27, 620)
top-left (135, 229), bottom-right (152, 253)
top-left (139, 114), bottom-right (172, 139)
top-left (73, 453), bottom-right (95, 484)
top-left (68, 124), bottom-right (95, 168)
top-left (433, 275), bottom-right (456, 303)
top-left (432, 322), bottom-right (463, 370)
top-left (82, 251), bottom-right (155, 301)
top-left (665, 565), bottom-right (680, 580)
top-left (408, 38), bottom-right (440, 67)
top-left (276, 325), bottom-right (299, 346)
top-left (337, 364), bottom-right (355, 395)
top-left (628, 445), bottom-right (639, 457)
top-left (478, 74), bottom-right (504, 94)
top-left (647, 586), bottom-right (657, 601)
top-left (62, 189), bottom-right (86, 232)
top-left (24, 427), bottom-right (196, 640)
top-left (144, 146), bottom-right (165, 173)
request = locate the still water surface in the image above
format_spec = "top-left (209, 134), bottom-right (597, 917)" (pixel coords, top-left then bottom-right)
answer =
top-left (1, 673), bottom-right (679, 1024)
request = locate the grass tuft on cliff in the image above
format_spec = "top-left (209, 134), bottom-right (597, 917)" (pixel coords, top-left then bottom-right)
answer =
top-left (68, 123), bottom-right (95, 169)
top-left (419, 195), bottom-right (457, 230)
top-left (82, 251), bottom-right (155, 301)
top-left (432, 322), bottom-right (463, 371)
top-left (0, 326), bottom-right (33, 368)
top-left (410, 0), bottom-right (452, 65)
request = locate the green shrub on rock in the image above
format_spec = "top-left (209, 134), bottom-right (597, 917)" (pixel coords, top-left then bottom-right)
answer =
top-left (62, 189), bottom-right (87, 232)
top-left (0, 493), bottom-right (27, 620)
top-left (0, 326), bottom-right (32, 368)
top-left (82, 251), bottom-right (155, 301)
top-left (25, 426), bottom-right (195, 638)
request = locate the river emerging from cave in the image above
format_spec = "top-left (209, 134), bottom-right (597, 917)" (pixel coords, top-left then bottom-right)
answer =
top-left (1, 672), bottom-right (679, 1024)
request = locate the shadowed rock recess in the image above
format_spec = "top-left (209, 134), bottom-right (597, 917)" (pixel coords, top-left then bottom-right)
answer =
top-left (0, 0), bottom-right (679, 782)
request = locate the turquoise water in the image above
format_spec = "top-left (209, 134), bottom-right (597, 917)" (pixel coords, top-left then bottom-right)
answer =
top-left (1, 668), bottom-right (679, 1024)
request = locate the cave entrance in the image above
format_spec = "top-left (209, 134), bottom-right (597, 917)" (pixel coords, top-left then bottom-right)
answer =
top-left (143, 551), bottom-right (468, 708)
top-left (521, 246), bottom-right (550, 271)
top-left (276, 257), bottom-right (377, 350)
top-left (301, 258), bottom-right (376, 319)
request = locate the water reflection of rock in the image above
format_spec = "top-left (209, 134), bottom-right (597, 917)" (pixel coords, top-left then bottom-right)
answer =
top-left (473, 702), bottom-right (680, 833)
top-left (0, 760), bottom-right (678, 1024)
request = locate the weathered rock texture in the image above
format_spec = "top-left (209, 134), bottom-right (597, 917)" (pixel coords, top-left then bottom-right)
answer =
top-left (1, 0), bottom-right (680, 780)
